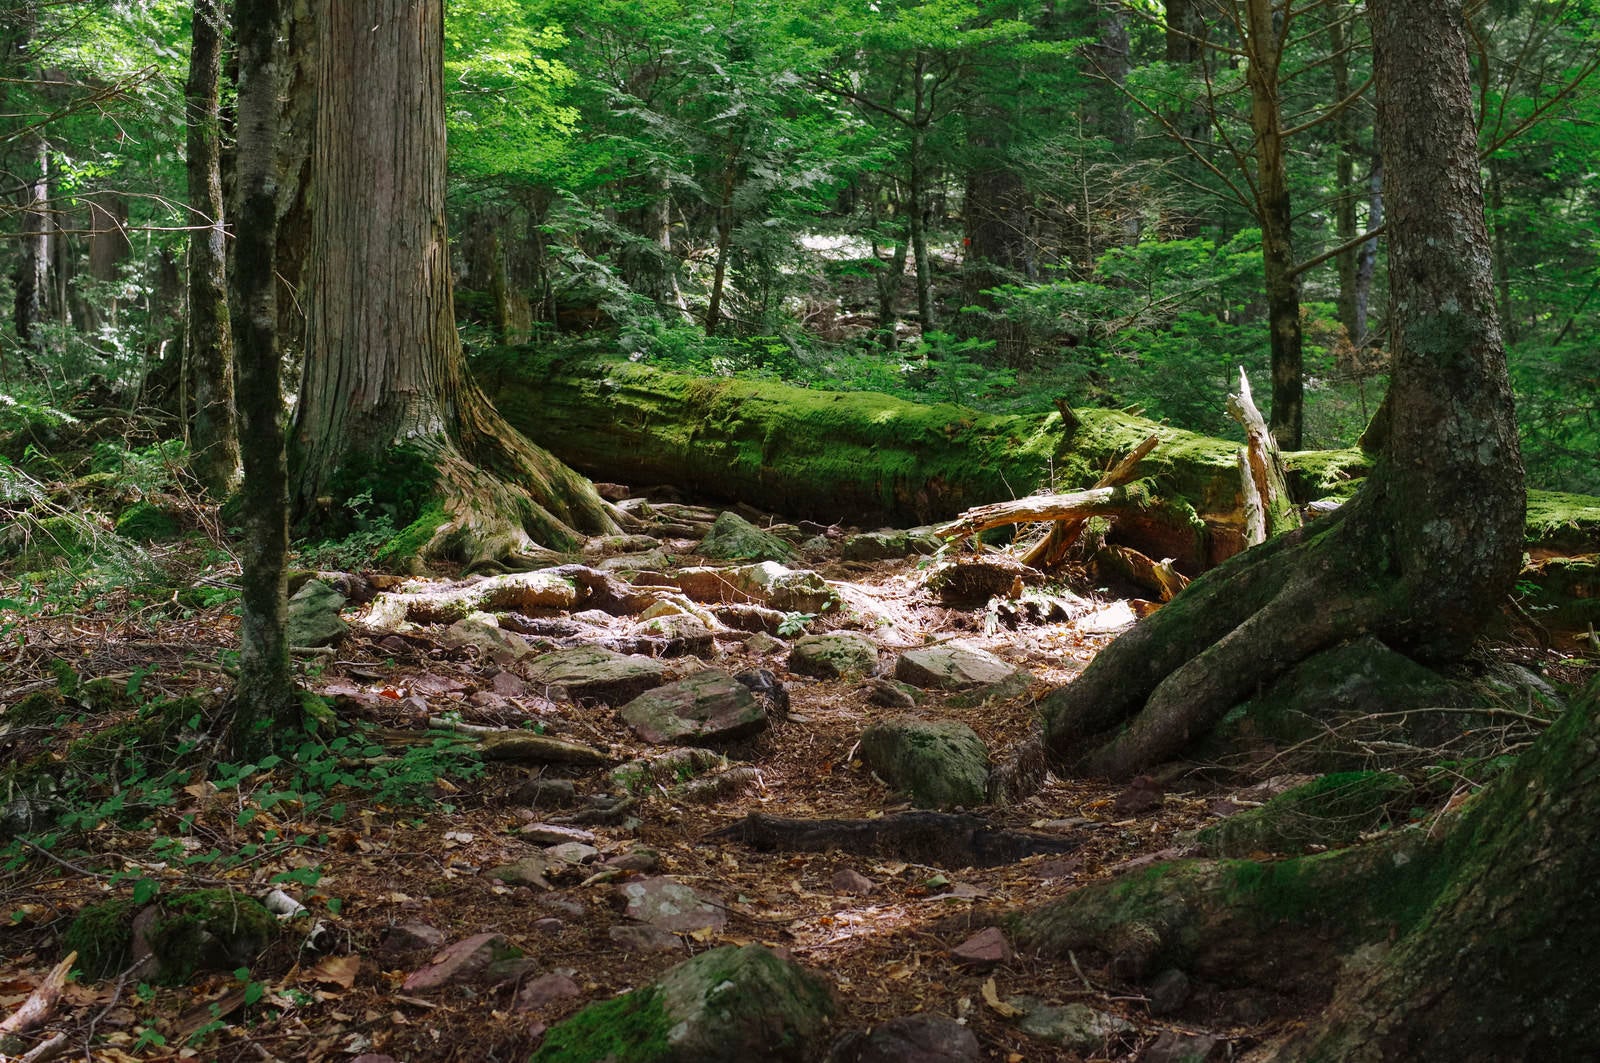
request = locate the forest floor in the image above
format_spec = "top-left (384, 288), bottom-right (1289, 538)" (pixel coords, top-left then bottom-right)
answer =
top-left (0, 482), bottom-right (1593, 1063)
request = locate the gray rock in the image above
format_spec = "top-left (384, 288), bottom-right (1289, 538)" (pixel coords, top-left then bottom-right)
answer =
top-left (618, 876), bottom-right (727, 934)
top-left (865, 679), bottom-right (918, 708)
top-left (488, 855), bottom-right (555, 890)
top-left (734, 668), bottom-right (790, 719)
top-left (894, 645), bottom-right (1016, 691)
top-left (515, 972), bottom-right (582, 1012)
top-left (695, 511), bottom-right (797, 562)
top-left (829, 1013), bottom-right (981, 1063)
top-left (286, 579), bottom-right (349, 648)
top-left (609, 924), bottom-right (683, 954)
top-left (605, 846), bottom-right (662, 873)
top-left (789, 632), bottom-right (879, 680)
top-left (535, 945), bottom-right (834, 1062)
top-left (546, 841), bottom-right (599, 865)
top-left (379, 922), bottom-right (447, 955)
top-left (441, 614), bottom-right (533, 665)
top-left (597, 548), bottom-right (673, 573)
top-left (858, 717), bottom-right (989, 809)
top-left (510, 777), bottom-right (578, 809)
top-left (525, 645), bottom-right (666, 705)
top-left (1147, 968), bottom-right (1191, 1016)
top-left (840, 529), bottom-right (942, 562)
top-left (951, 926), bottom-right (1012, 969)
top-left (401, 932), bottom-right (522, 992)
top-left (517, 823), bottom-right (595, 846)
top-left (1141, 1030), bottom-right (1221, 1063)
top-left (831, 868), bottom-right (875, 896)
top-left (620, 670), bottom-right (768, 745)
top-left (1012, 998), bottom-right (1133, 1050)
top-left (743, 631), bottom-right (785, 655)
top-left (628, 614), bottom-right (716, 657)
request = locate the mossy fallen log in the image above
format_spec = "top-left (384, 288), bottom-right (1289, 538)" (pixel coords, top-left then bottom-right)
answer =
top-left (475, 347), bottom-right (1600, 566)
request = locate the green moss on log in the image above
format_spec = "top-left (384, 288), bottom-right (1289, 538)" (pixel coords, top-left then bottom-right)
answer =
top-left (477, 348), bottom-right (1248, 527)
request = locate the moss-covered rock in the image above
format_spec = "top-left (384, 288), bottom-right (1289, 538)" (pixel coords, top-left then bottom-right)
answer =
top-left (5, 689), bottom-right (66, 727)
top-left (7, 514), bottom-right (91, 567)
top-left (531, 944), bottom-right (833, 1063)
top-left (694, 511), bottom-right (797, 563)
top-left (858, 717), bottom-right (990, 809)
top-left (1196, 772), bottom-right (1414, 857)
top-left (114, 500), bottom-right (182, 542)
top-left (788, 632), bottom-right (879, 680)
top-left (65, 889), bottom-right (277, 982)
top-left (63, 898), bottom-right (142, 979)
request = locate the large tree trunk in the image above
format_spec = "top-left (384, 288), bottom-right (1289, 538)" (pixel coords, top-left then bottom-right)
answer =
top-left (1017, 676), bottom-right (1600, 1061)
top-left (1037, 0), bottom-right (1524, 778)
top-left (13, 127), bottom-right (50, 368)
top-left (226, 0), bottom-right (301, 756)
top-left (291, 0), bottom-right (616, 567)
top-left (186, 0), bottom-right (240, 497)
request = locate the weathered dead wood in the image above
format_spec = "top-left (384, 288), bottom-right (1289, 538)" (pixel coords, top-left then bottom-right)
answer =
top-left (1227, 368), bottom-right (1301, 545)
top-left (1094, 545), bottom-right (1191, 602)
top-left (1020, 432), bottom-right (1160, 570)
top-left (0, 952), bottom-right (74, 1036)
top-left (709, 811), bottom-right (1082, 868)
top-left (362, 564), bottom-right (691, 633)
top-left (378, 726), bottom-right (611, 766)
top-left (938, 484), bottom-right (1140, 544)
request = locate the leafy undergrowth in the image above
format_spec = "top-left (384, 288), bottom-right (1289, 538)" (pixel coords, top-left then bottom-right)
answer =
top-left (0, 465), bottom-right (1593, 1062)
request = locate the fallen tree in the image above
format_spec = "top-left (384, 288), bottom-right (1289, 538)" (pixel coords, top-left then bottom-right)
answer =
top-left (476, 347), bottom-right (1367, 572)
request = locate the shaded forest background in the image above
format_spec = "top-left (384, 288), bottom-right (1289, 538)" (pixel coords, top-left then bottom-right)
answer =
top-left (1, 0), bottom-right (1596, 501)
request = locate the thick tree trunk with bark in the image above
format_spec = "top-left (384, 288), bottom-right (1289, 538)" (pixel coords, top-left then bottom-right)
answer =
top-left (1037, 0), bottom-right (1524, 778)
top-left (186, 0), bottom-right (239, 497)
top-left (226, 0), bottom-right (301, 756)
top-left (291, 0), bottom-right (616, 567)
top-left (1018, 676), bottom-right (1600, 1062)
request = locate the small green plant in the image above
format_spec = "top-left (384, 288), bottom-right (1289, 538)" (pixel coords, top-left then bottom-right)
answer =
top-left (777, 611), bottom-right (815, 637)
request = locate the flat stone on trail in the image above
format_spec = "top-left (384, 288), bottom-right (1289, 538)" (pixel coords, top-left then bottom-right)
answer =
top-left (951, 926), bottom-right (1013, 969)
top-left (832, 1012), bottom-right (983, 1063)
top-left (517, 823), bottom-right (595, 845)
top-left (524, 645), bottom-right (666, 704)
top-left (694, 510), bottom-right (798, 562)
top-left (1010, 997), bottom-right (1133, 1050)
top-left (840, 528), bottom-right (942, 561)
top-left (1141, 1030), bottom-right (1221, 1062)
top-left (378, 922), bottom-right (446, 955)
top-left (789, 632), bottom-right (879, 679)
top-left (286, 579), bottom-right (349, 648)
top-left (858, 717), bottom-right (990, 809)
top-left (618, 876), bottom-right (727, 934)
top-left (894, 644), bottom-right (1016, 691)
top-left (609, 924), bottom-right (683, 953)
top-left (441, 613), bottom-right (534, 664)
top-left (401, 932), bottom-right (523, 992)
top-left (514, 972), bottom-right (582, 1012)
top-left (831, 868), bottom-right (876, 896)
top-left (487, 855), bottom-right (555, 890)
top-left (619, 670), bottom-right (768, 745)
top-left (533, 944), bottom-right (833, 1063)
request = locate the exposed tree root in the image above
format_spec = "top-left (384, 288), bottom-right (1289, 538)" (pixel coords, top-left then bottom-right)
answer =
top-left (411, 415), bottom-right (621, 572)
top-left (1016, 680), bottom-right (1600, 1061)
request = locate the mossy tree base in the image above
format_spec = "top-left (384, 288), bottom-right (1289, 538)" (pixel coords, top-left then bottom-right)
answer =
top-left (1015, 679), bottom-right (1600, 1061)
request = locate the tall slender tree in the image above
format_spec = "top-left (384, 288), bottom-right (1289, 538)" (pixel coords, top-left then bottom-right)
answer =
top-left (226, 0), bottom-right (301, 755)
top-left (186, 0), bottom-right (239, 496)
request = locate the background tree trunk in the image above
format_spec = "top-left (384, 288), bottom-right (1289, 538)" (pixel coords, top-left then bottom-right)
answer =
top-left (186, 0), bottom-right (239, 496)
top-left (226, 0), bottom-right (300, 756)
top-left (291, 0), bottom-right (615, 566)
